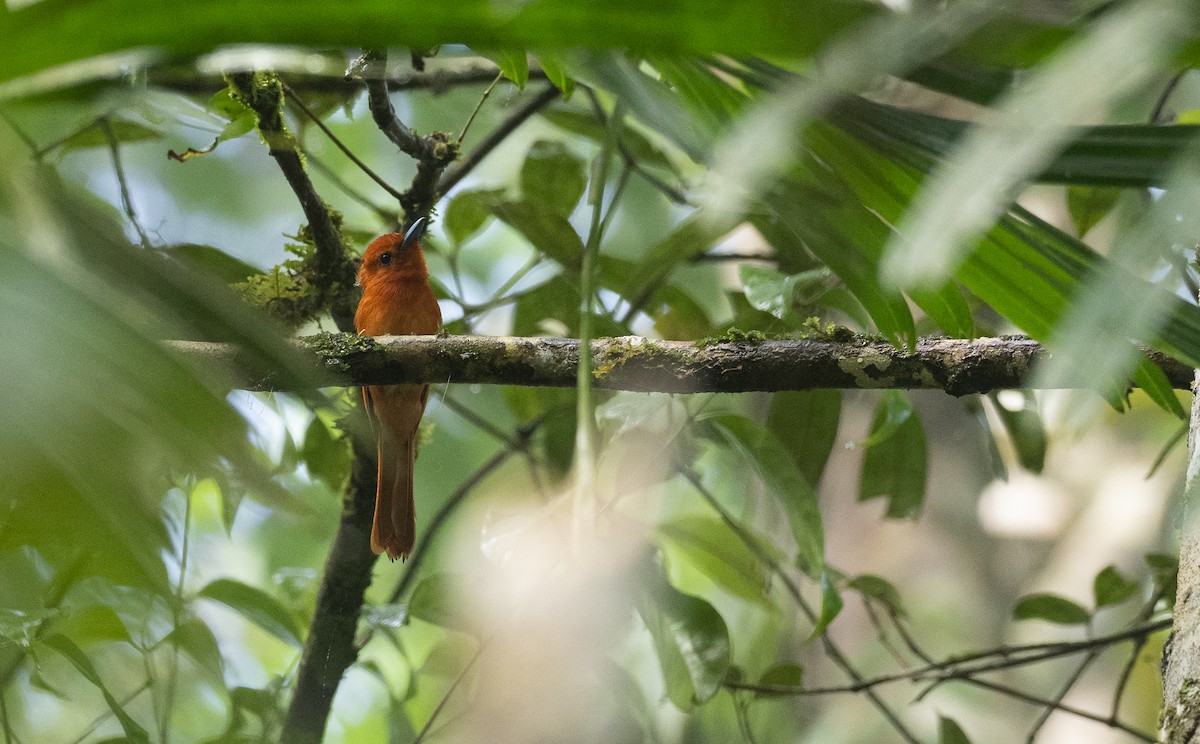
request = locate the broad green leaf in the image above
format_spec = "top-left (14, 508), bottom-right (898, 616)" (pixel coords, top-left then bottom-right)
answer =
top-left (491, 200), bottom-right (585, 268)
top-left (754, 663), bottom-right (803, 698)
top-left (490, 50), bottom-right (529, 88)
top-left (847, 574), bottom-right (907, 617)
top-left (1133, 358), bottom-right (1187, 419)
top-left (54, 116), bottom-right (162, 153)
top-left (302, 414), bottom-right (350, 487)
top-left (857, 391), bottom-right (914, 449)
top-left (739, 265), bottom-right (832, 322)
top-left (705, 414), bottom-right (823, 577)
top-left (540, 105), bottom-right (674, 169)
top-left (989, 393), bottom-right (1047, 473)
top-left (536, 52), bottom-right (575, 98)
top-left (0, 2), bottom-right (878, 94)
top-left (520, 140), bottom-right (586, 218)
top-left (938, 715), bottom-right (973, 744)
top-left (407, 573), bottom-right (476, 634)
top-left (807, 571), bottom-right (844, 641)
top-left (444, 188), bottom-right (504, 246)
top-left (858, 402), bottom-right (926, 519)
top-left (636, 562), bottom-right (731, 710)
top-left (656, 516), bottom-right (771, 605)
top-left (1012, 593), bottom-right (1091, 625)
top-left (61, 577), bottom-right (172, 649)
top-left (768, 390), bottom-right (841, 488)
top-left (165, 243), bottom-right (263, 284)
top-left (197, 578), bottom-right (302, 647)
top-left (1093, 565), bottom-right (1139, 609)
top-left (43, 634), bottom-right (151, 743)
top-left (1066, 185), bottom-right (1120, 237)
top-left (885, 0), bottom-right (1186, 287)
top-left (1146, 553), bottom-right (1178, 605)
top-left (167, 618), bottom-right (226, 689)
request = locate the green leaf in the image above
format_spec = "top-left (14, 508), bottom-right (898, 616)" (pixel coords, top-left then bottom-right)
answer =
top-left (847, 574), bottom-right (907, 617)
top-left (491, 199), bottom-right (585, 267)
top-left (1066, 185), bottom-right (1120, 237)
top-left (444, 188), bottom-right (504, 246)
top-left (1093, 565), bottom-right (1140, 609)
top-left (807, 571), bottom-right (844, 641)
top-left (43, 634), bottom-right (150, 743)
top-left (520, 140), bottom-right (586, 217)
top-left (858, 402), bottom-right (927, 519)
top-left (536, 52), bottom-right (575, 98)
top-left (1012, 593), bottom-right (1091, 625)
top-left (989, 393), bottom-right (1047, 473)
top-left (1133, 357), bottom-right (1187, 419)
top-left (407, 573), bottom-right (476, 634)
top-left (938, 715), bottom-right (973, 744)
top-left (636, 561), bottom-right (731, 710)
top-left (705, 414), bottom-right (824, 577)
top-left (165, 243), bottom-right (262, 284)
top-left (768, 390), bottom-right (841, 488)
top-left (302, 415), bottom-right (350, 487)
top-left (884, 1), bottom-right (1187, 287)
top-left (656, 516), bottom-right (771, 605)
top-left (1146, 553), bottom-right (1178, 605)
top-left (857, 391), bottom-right (913, 448)
top-left (56, 116), bottom-right (162, 152)
top-left (492, 50), bottom-right (530, 88)
top-left (167, 618), bottom-right (225, 689)
top-left (540, 105), bottom-right (674, 169)
top-left (754, 663), bottom-right (803, 698)
top-left (197, 579), bottom-right (302, 647)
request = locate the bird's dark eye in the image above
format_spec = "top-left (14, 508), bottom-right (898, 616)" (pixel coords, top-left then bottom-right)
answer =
top-left (379, 252), bottom-right (393, 266)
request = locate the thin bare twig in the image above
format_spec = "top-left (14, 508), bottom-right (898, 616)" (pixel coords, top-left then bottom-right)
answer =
top-left (458, 72), bottom-right (504, 145)
top-left (100, 117), bottom-right (153, 249)
top-left (283, 81), bottom-right (406, 202)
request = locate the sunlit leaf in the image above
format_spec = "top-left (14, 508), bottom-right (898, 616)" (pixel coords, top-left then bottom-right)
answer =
top-left (657, 516), bottom-right (771, 606)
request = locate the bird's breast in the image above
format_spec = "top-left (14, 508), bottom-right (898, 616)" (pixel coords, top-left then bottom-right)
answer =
top-left (355, 279), bottom-right (442, 336)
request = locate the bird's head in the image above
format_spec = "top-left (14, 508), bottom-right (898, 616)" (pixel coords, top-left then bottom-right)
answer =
top-left (358, 217), bottom-right (430, 286)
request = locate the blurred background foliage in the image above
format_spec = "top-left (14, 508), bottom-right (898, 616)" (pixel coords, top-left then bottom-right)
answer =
top-left (0, 0), bottom-right (1196, 742)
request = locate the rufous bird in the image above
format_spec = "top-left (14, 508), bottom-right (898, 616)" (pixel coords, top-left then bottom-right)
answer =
top-left (355, 218), bottom-right (441, 560)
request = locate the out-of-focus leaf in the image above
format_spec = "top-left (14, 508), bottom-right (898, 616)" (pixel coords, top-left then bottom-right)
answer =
top-left (489, 50), bottom-right (529, 88)
top-left (1133, 358), bottom-right (1187, 419)
top-left (636, 560), bottom-right (731, 710)
top-left (0, 1), bottom-right (877, 94)
top-left (1012, 593), bottom-right (1091, 625)
top-left (521, 140), bottom-right (586, 218)
top-left (301, 414), bottom-right (350, 487)
top-left (1066, 185), bottom-right (1120, 238)
top-left (53, 115), bottom-right (162, 153)
top-left (884, 0), bottom-right (1185, 287)
top-left (858, 400), bottom-right (926, 519)
top-left (165, 243), bottom-right (263, 284)
top-left (847, 574), bottom-right (907, 618)
top-left (755, 663), bottom-right (803, 698)
top-left (537, 53), bottom-right (575, 98)
top-left (444, 187), bottom-right (504, 246)
top-left (938, 715), bottom-right (973, 744)
top-left (768, 390), bottom-right (841, 488)
top-left (1093, 565), bottom-right (1140, 609)
top-left (167, 618), bottom-right (226, 689)
top-left (540, 105), bottom-right (674, 169)
top-left (704, 414), bottom-right (823, 577)
top-left (1147, 553), bottom-right (1178, 605)
top-left (43, 634), bottom-right (150, 743)
top-left (61, 577), bottom-right (172, 649)
top-left (989, 392), bottom-right (1046, 473)
top-left (492, 199), bottom-right (585, 267)
top-left (622, 212), bottom-right (741, 307)
top-left (657, 516), bottom-right (771, 606)
top-left (407, 573), bottom-right (476, 634)
top-left (197, 578), bottom-right (302, 648)
top-left (739, 265), bottom-right (833, 322)
top-left (807, 571), bottom-right (844, 640)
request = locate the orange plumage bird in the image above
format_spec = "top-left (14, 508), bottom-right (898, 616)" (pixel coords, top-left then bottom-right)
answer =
top-left (355, 218), bottom-right (442, 560)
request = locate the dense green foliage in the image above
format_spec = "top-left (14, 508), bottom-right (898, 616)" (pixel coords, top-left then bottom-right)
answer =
top-left (1, 1), bottom-right (1195, 742)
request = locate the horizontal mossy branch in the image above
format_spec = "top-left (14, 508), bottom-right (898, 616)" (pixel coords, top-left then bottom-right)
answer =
top-left (167, 334), bottom-right (1195, 395)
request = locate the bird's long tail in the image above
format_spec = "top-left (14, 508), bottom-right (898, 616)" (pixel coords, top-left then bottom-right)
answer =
top-left (371, 431), bottom-right (416, 561)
